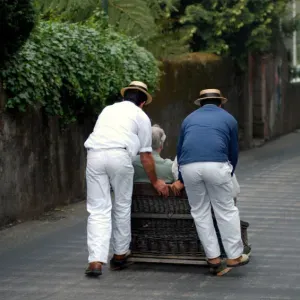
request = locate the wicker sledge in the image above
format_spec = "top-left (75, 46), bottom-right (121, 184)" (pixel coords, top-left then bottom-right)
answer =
top-left (129, 183), bottom-right (250, 265)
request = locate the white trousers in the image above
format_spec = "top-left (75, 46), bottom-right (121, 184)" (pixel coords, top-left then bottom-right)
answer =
top-left (86, 149), bottom-right (134, 264)
top-left (180, 162), bottom-right (243, 259)
top-left (232, 174), bottom-right (240, 198)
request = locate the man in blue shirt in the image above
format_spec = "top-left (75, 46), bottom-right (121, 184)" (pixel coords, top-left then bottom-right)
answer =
top-left (176, 89), bottom-right (249, 274)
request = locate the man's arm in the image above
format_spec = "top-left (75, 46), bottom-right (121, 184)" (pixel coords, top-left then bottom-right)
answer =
top-left (228, 120), bottom-right (239, 174)
top-left (176, 122), bottom-right (185, 183)
top-left (170, 180), bottom-right (185, 196)
top-left (139, 152), bottom-right (158, 185)
top-left (137, 114), bottom-right (156, 184)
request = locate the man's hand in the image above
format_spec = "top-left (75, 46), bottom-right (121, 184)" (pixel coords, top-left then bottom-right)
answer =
top-left (153, 179), bottom-right (169, 197)
top-left (171, 180), bottom-right (184, 196)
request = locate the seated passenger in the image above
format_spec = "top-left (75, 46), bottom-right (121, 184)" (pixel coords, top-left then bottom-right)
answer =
top-left (133, 125), bottom-right (184, 194)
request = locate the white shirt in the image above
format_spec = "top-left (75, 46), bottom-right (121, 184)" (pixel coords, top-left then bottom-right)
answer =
top-left (84, 101), bottom-right (152, 157)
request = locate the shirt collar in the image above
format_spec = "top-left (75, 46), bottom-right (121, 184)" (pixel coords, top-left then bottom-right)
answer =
top-left (122, 99), bottom-right (135, 105)
top-left (201, 104), bottom-right (220, 110)
top-left (122, 99), bottom-right (142, 109)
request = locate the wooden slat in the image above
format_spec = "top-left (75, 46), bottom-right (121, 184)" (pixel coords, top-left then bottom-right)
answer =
top-left (128, 257), bottom-right (207, 266)
top-left (131, 213), bottom-right (193, 219)
top-left (130, 253), bottom-right (206, 260)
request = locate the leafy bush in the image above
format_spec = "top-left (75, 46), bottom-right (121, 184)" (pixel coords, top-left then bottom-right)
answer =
top-left (0, 0), bottom-right (36, 67)
top-left (168, 0), bottom-right (293, 69)
top-left (0, 21), bottom-right (160, 124)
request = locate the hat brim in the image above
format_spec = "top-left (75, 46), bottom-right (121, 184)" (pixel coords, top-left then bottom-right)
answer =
top-left (194, 96), bottom-right (227, 106)
top-left (121, 87), bottom-right (152, 105)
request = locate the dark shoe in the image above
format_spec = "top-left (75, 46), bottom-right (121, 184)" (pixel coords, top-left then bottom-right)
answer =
top-left (209, 260), bottom-right (232, 276)
top-left (85, 262), bottom-right (102, 277)
top-left (206, 258), bottom-right (222, 268)
top-left (110, 252), bottom-right (133, 271)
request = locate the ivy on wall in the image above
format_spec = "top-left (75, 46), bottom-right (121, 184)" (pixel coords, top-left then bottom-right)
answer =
top-left (0, 21), bottom-right (160, 124)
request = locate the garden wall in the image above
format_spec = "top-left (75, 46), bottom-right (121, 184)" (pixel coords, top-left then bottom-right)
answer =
top-left (0, 92), bottom-right (92, 226)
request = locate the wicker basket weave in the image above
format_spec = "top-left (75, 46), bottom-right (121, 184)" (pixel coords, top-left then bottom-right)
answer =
top-left (131, 183), bottom-right (250, 260)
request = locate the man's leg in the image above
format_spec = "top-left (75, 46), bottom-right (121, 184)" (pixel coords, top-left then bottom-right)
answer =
top-left (106, 150), bottom-right (134, 267)
top-left (181, 163), bottom-right (221, 260)
top-left (204, 163), bottom-right (244, 261)
top-left (86, 153), bottom-right (112, 268)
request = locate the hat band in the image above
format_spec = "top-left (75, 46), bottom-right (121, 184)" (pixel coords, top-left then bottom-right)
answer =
top-left (199, 93), bottom-right (222, 99)
top-left (129, 85), bottom-right (148, 92)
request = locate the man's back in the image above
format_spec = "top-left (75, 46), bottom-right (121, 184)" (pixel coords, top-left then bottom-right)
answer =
top-left (178, 105), bottom-right (238, 170)
top-left (84, 101), bottom-right (151, 157)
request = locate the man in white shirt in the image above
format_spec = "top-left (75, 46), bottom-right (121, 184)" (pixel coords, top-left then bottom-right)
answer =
top-left (84, 81), bottom-right (169, 277)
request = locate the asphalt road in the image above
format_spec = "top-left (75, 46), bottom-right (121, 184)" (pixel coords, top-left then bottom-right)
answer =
top-left (1, 132), bottom-right (300, 300)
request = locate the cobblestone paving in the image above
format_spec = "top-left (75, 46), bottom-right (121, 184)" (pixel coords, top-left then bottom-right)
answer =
top-left (1, 133), bottom-right (300, 300)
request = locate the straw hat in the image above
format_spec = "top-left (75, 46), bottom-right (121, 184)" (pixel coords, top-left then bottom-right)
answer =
top-left (194, 89), bottom-right (227, 106)
top-left (120, 81), bottom-right (152, 105)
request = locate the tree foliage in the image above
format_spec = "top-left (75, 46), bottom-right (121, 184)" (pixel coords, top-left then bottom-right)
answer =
top-left (171, 0), bottom-right (296, 68)
top-left (0, 0), bottom-right (36, 67)
top-left (37, 0), bottom-right (189, 58)
top-left (0, 21), bottom-right (159, 124)
top-left (36, 0), bottom-right (298, 65)
top-left (38, 0), bottom-right (162, 39)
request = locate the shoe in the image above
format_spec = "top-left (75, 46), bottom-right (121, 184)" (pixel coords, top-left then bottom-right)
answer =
top-left (110, 251), bottom-right (133, 271)
top-left (227, 254), bottom-right (250, 268)
top-left (209, 260), bottom-right (232, 276)
top-left (206, 258), bottom-right (222, 268)
top-left (85, 262), bottom-right (103, 277)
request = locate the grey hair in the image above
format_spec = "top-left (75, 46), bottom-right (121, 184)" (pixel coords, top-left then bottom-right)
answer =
top-left (152, 124), bottom-right (166, 150)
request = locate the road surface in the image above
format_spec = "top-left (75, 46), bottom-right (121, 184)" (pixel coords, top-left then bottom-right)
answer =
top-left (1, 132), bottom-right (300, 300)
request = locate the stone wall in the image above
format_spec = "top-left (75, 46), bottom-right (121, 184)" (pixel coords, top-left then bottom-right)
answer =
top-left (0, 94), bottom-right (92, 226)
top-left (249, 38), bottom-right (300, 141)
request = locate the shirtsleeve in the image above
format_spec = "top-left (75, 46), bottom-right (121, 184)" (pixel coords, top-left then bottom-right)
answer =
top-left (137, 111), bottom-right (152, 153)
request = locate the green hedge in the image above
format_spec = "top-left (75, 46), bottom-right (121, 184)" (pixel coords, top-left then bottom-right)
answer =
top-left (0, 21), bottom-right (160, 124)
top-left (0, 0), bottom-right (36, 67)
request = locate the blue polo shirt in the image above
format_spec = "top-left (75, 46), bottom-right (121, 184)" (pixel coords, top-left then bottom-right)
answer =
top-left (177, 105), bottom-right (238, 182)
